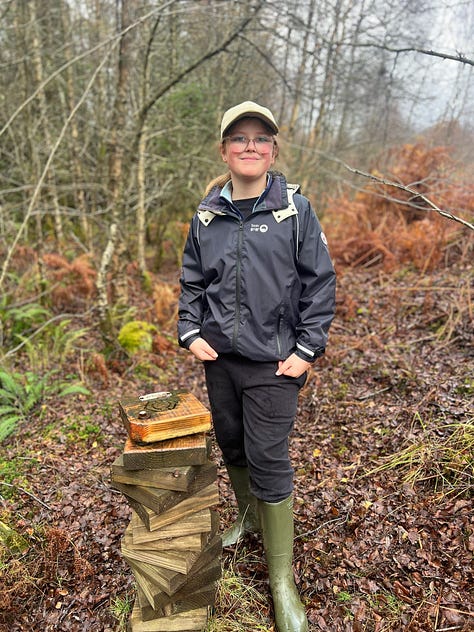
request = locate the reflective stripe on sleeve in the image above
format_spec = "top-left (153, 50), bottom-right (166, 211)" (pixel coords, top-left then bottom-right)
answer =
top-left (181, 328), bottom-right (201, 342)
top-left (296, 342), bottom-right (315, 358)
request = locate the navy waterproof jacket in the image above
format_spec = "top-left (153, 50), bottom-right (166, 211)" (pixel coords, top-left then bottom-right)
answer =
top-left (178, 173), bottom-right (336, 363)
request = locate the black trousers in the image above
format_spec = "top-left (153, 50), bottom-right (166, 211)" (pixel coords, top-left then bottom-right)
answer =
top-left (204, 354), bottom-right (306, 503)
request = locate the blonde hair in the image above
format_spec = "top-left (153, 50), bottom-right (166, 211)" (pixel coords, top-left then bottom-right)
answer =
top-left (204, 137), bottom-right (280, 196)
top-left (204, 172), bottom-right (232, 196)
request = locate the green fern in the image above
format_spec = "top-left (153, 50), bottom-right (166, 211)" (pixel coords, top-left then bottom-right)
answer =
top-left (57, 383), bottom-right (90, 397)
top-left (0, 370), bottom-right (24, 400)
top-left (18, 320), bottom-right (89, 371)
top-left (1, 301), bottom-right (52, 349)
top-left (0, 368), bottom-right (90, 443)
top-left (0, 416), bottom-right (21, 443)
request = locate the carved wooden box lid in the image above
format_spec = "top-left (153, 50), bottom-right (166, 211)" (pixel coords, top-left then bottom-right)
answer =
top-left (119, 390), bottom-right (211, 445)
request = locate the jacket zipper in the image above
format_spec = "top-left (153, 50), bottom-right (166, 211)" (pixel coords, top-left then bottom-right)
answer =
top-left (276, 307), bottom-right (284, 357)
top-left (232, 221), bottom-right (244, 352)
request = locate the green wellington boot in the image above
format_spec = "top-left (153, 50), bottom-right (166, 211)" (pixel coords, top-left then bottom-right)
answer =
top-left (258, 495), bottom-right (308, 632)
top-left (222, 465), bottom-right (260, 547)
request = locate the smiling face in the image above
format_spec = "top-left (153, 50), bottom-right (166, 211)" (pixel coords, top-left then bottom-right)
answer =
top-left (220, 117), bottom-right (277, 195)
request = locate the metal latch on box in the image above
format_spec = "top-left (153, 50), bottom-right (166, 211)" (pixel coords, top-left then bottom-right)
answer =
top-left (139, 391), bottom-right (172, 402)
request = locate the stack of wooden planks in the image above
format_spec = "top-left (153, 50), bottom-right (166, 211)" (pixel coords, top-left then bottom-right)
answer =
top-left (111, 390), bottom-right (222, 632)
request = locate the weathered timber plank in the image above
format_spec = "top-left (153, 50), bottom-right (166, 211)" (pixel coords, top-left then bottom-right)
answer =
top-left (111, 455), bottom-right (196, 491)
top-left (125, 557), bottom-right (183, 596)
top-left (130, 509), bottom-right (217, 545)
top-left (124, 535), bottom-right (222, 597)
top-left (130, 530), bottom-right (204, 553)
top-left (114, 483), bottom-right (183, 517)
top-left (131, 558), bottom-right (221, 612)
top-left (125, 483), bottom-right (219, 532)
top-left (122, 530), bottom-right (199, 574)
top-left (112, 462), bottom-right (217, 517)
top-left (120, 391), bottom-right (211, 445)
top-left (122, 434), bottom-right (211, 469)
top-left (128, 602), bottom-right (208, 632)
top-left (136, 581), bottom-right (217, 622)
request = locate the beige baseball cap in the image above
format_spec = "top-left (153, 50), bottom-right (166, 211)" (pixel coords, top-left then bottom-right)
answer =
top-left (220, 101), bottom-right (279, 139)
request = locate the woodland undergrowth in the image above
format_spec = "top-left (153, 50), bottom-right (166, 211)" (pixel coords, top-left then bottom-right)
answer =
top-left (0, 142), bottom-right (473, 631)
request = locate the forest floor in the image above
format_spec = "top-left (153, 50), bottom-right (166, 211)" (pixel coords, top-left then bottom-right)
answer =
top-left (0, 263), bottom-right (473, 632)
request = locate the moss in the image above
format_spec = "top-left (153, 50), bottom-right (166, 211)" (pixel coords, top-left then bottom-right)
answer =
top-left (117, 320), bottom-right (156, 354)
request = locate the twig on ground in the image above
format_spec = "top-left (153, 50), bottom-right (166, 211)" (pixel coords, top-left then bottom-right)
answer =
top-left (0, 481), bottom-right (51, 510)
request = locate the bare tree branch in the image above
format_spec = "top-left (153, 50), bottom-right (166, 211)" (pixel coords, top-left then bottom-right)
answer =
top-left (357, 43), bottom-right (474, 67)
top-left (0, 46), bottom-right (116, 289)
top-left (136, 1), bottom-right (266, 129)
top-left (0, 2), bottom-right (177, 140)
top-left (336, 159), bottom-right (474, 231)
top-left (237, 35), bottom-right (295, 92)
top-left (288, 137), bottom-right (473, 230)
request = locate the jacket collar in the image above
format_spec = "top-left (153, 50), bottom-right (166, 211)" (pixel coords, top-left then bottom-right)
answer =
top-left (198, 173), bottom-right (290, 216)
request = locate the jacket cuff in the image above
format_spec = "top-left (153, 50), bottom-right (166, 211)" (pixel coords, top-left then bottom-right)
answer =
top-left (179, 328), bottom-right (201, 350)
top-left (295, 342), bottom-right (325, 363)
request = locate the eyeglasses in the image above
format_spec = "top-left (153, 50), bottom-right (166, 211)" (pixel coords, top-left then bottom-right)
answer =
top-left (225, 135), bottom-right (274, 153)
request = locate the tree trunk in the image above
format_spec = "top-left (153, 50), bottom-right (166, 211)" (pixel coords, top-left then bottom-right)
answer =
top-left (29, 0), bottom-right (64, 245)
top-left (96, 0), bottom-right (133, 339)
top-left (137, 125), bottom-right (147, 275)
top-left (60, 2), bottom-right (92, 251)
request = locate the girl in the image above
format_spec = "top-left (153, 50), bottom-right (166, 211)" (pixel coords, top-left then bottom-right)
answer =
top-left (178, 101), bottom-right (336, 632)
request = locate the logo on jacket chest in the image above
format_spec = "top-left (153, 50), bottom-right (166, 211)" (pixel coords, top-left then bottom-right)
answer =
top-left (250, 223), bottom-right (268, 233)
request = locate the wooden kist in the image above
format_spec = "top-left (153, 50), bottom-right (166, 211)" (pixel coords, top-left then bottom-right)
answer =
top-left (119, 390), bottom-right (211, 445)
top-left (112, 389), bottom-right (221, 632)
